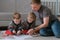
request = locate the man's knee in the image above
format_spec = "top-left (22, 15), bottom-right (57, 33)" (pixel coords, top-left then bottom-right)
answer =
top-left (39, 29), bottom-right (49, 36)
top-left (52, 25), bottom-right (60, 38)
top-left (39, 28), bottom-right (54, 36)
top-left (52, 20), bottom-right (60, 38)
top-left (54, 33), bottom-right (60, 38)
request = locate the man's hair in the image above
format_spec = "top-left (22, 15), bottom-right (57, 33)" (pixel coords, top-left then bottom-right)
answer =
top-left (13, 12), bottom-right (21, 19)
top-left (31, 0), bottom-right (41, 4)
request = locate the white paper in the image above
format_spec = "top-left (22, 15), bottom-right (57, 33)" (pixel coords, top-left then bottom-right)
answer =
top-left (0, 35), bottom-right (33, 40)
top-left (13, 35), bottom-right (33, 40)
top-left (0, 31), bottom-right (33, 40)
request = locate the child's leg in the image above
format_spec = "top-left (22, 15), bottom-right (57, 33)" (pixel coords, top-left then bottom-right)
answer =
top-left (3, 30), bottom-right (13, 36)
top-left (52, 20), bottom-right (60, 38)
top-left (22, 30), bottom-right (28, 35)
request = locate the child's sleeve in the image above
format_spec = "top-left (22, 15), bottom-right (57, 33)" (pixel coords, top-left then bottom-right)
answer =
top-left (18, 20), bottom-right (26, 31)
top-left (31, 22), bottom-right (36, 29)
top-left (21, 21), bottom-right (27, 30)
top-left (18, 26), bottom-right (23, 31)
top-left (8, 22), bottom-right (15, 32)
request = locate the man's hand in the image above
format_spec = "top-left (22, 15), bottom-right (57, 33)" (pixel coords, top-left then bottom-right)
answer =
top-left (27, 29), bottom-right (35, 35)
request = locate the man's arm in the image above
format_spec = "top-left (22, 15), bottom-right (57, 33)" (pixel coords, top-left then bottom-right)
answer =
top-left (34, 16), bottom-right (49, 31)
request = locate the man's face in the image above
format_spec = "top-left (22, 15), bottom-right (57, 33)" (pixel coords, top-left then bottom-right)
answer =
top-left (31, 4), bottom-right (41, 11)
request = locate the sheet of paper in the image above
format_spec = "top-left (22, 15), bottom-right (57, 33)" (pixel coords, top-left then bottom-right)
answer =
top-left (13, 35), bottom-right (33, 40)
top-left (0, 35), bottom-right (33, 40)
top-left (0, 31), bottom-right (33, 40)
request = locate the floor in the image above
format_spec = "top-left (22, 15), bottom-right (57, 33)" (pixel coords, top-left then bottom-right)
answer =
top-left (0, 31), bottom-right (60, 40)
top-left (25, 36), bottom-right (60, 40)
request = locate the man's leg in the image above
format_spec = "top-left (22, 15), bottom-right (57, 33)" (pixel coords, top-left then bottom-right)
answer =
top-left (39, 27), bottom-right (54, 36)
top-left (52, 20), bottom-right (60, 38)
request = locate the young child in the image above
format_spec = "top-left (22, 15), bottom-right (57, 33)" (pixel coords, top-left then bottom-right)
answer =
top-left (22, 12), bottom-right (36, 35)
top-left (5, 12), bottom-right (23, 36)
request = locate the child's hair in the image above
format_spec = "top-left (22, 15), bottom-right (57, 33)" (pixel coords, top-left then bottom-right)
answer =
top-left (28, 12), bottom-right (36, 21)
top-left (31, 0), bottom-right (41, 4)
top-left (13, 12), bottom-right (21, 19)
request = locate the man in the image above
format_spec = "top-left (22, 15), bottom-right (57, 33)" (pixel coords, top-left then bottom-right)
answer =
top-left (27, 0), bottom-right (60, 38)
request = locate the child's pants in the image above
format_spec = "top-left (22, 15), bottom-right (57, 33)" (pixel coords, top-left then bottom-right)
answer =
top-left (5, 30), bottom-right (28, 35)
top-left (39, 20), bottom-right (60, 38)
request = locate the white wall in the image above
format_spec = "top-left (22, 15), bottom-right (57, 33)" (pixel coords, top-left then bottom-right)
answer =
top-left (41, 0), bottom-right (57, 2)
top-left (0, 0), bottom-right (15, 12)
top-left (0, 0), bottom-right (31, 14)
top-left (0, 0), bottom-right (60, 26)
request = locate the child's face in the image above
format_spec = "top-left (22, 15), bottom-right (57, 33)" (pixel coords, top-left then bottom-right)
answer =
top-left (13, 15), bottom-right (21, 24)
top-left (13, 18), bottom-right (21, 24)
top-left (27, 14), bottom-right (34, 23)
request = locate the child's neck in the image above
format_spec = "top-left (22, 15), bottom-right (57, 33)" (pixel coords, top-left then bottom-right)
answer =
top-left (27, 21), bottom-right (33, 24)
top-left (13, 21), bottom-right (21, 25)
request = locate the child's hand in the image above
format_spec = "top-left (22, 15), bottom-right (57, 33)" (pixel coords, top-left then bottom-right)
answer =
top-left (12, 30), bottom-right (16, 34)
top-left (17, 30), bottom-right (21, 35)
top-left (27, 29), bottom-right (34, 35)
